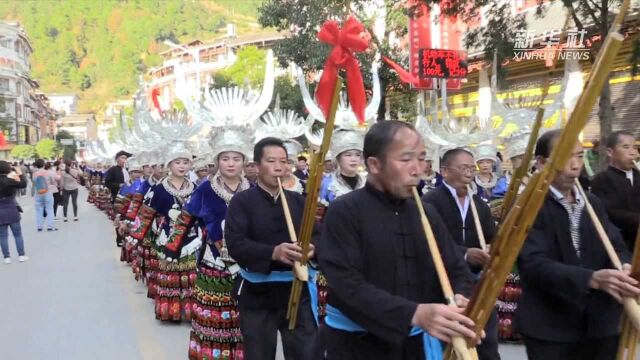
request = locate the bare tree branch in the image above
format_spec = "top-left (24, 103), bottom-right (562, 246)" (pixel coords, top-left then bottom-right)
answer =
top-left (586, 0), bottom-right (600, 13)
top-left (567, 3), bottom-right (586, 30)
top-left (579, 0), bottom-right (601, 27)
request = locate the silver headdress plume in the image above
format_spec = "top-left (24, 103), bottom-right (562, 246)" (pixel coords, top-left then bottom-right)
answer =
top-left (330, 129), bottom-right (365, 159)
top-left (282, 139), bottom-right (304, 161)
top-left (208, 125), bottom-right (254, 162)
top-left (254, 108), bottom-right (312, 143)
top-left (501, 129), bottom-right (531, 160)
top-left (177, 50), bottom-right (275, 129)
top-left (176, 50), bottom-right (276, 162)
top-left (474, 143), bottom-right (498, 163)
top-left (254, 103), bottom-right (311, 161)
top-left (416, 57), bottom-right (584, 148)
top-left (165, 140), bottom-right (193, 167)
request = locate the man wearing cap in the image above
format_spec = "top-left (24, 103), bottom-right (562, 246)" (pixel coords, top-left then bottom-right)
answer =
top-left (293, 156), bottom-right (310, 182)
top-left (591, 130), bottom-right (640, 249)
top-left (105, 151), bottom-right (131, 247)
top-left (104, 150), bottom-right (132, 204)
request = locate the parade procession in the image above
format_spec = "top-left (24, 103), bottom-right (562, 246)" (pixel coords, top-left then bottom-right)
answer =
top-left (1, 0), bottom-right (640, 360)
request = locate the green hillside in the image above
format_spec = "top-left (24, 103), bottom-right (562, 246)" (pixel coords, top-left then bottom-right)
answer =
top-left (0, 0), bottom-right (265, 113)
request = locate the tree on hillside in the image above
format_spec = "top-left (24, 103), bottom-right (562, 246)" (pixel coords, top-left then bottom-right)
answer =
top-left (0, 0), bottom-right (245, 112)
top-left (35, 139), bottom-right (61, 159)
top-left (217, 46), bottom-right (268, 88)
top-left (10, 144), bottom-right (35, 160)
top-left (272, 76), bottom-right (306, 115)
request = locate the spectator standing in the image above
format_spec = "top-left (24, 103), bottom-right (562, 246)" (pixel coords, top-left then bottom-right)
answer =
top-left (61, 160), bottom-right (81, 222)
top-left (0, 161), bottom-right (28, 264)
top-left (293, 155), bottom-right (309, 181)
top-left (52, 162), bottom-right (63, 219)
top-left (18, 161), bottom-right (28, 196)
top-left (591, 131), bottom-right (640, 249)
top-left (32, 159), bottom-right (57, 231)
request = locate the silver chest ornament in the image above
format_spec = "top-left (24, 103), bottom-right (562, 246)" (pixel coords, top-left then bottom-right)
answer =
top-left (168, 204), bottom-right (181, 223)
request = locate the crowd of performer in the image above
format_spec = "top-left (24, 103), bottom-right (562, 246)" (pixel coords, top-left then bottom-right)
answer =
top-left (82, 123), bottom-right (639, 360)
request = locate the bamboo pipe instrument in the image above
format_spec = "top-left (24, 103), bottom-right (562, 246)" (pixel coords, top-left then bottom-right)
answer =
top-left (617, 225), bottom-right (640, 360)
top-left (498, 108), bottom-right (544, 220)
top-left (412, 187), bottom-right (477, 360)
top-left (574, 180), bottom-right (640, 331)
top-left (287, 77), bottom-right (343, 330)
top-left (445, 10), bottom-right (627, 358)
top-left (466, 184), bottom-right (487, 251)
top-left (277, 177), bottom-right (308, 281)
top-left (498, 12), bottom-right (571, 221)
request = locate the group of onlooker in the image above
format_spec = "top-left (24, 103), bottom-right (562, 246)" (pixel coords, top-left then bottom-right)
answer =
top-left (0, 158), bottom-right (85, 264)
top-left (31, 159), bottom-right (83, 231)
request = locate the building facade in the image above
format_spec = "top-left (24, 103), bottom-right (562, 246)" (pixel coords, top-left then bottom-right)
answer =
top-left (57, 113), bottom-right (96, 142)
top-left (47, 93), bottom-right (78, 116)
top-left (146, 26), bottom-right (285, 110)
top-left (33, 92), bottom-right (58, 140)
top-left (441, 1), bottom-right (640, 142)
top-left (0, 21), bottom-right (43, 158)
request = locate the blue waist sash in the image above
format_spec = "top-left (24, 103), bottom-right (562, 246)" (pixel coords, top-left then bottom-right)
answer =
top-left (325, 304), bottom-right (443, 360)
top-left (240, 268), bottom-right (319, 324)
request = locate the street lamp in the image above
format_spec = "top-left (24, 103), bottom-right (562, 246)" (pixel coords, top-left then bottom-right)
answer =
top-left (163, 40), bottom-right (201, 90)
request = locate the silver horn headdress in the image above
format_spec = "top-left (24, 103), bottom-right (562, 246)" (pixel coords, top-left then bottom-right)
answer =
top-left (416, 57), bottom-right (584, 148)
top-left (176, 50), bottom-right (276, 162)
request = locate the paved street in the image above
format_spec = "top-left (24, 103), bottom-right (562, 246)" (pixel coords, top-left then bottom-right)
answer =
top-left (0, 188), bottom-right (531, 359)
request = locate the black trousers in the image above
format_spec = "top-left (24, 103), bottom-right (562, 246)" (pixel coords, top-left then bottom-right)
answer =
top-left (523, 335), bottom-right (618, 360)
top-left (53, 192), bottom-right (62, 216)
top-left (477, 310), bottom-right (500, 360)
top-left (62, 189), bottom-right (79, 217)
top-left (239, 296), bottom-right (316, 360)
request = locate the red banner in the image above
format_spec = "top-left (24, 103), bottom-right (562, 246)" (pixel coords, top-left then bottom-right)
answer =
top-left (408, 1), bottom-right (465, 90)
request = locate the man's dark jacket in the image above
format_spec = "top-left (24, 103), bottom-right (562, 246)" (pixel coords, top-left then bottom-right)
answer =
top-left (591, 166), bottom-right (640, 249)
top-left (104, 165), bottom-right (125, 203)
top-left (422, 185), bottom-right (496, 273)
top-left (515, 191), bottom-right (630, 342)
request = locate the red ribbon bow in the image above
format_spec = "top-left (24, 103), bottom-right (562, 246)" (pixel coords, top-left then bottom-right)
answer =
top-left (316, 17), bottom-right (370, 125)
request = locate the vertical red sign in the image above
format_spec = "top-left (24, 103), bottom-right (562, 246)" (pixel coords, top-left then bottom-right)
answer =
top-left (408, 1), bottom-right (433, 89)
top-left (408, 0), bottom-right (465, 90)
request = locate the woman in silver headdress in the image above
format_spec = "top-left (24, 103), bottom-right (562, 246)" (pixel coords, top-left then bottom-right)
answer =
top-left (318, 129), bottom-right (366, 207)
top-left (173, 127), bottom-right (252, 360)
top-left (126, 142), bottom-right (198, 322)
top-left (473, 143), bottom-right (500, 203)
